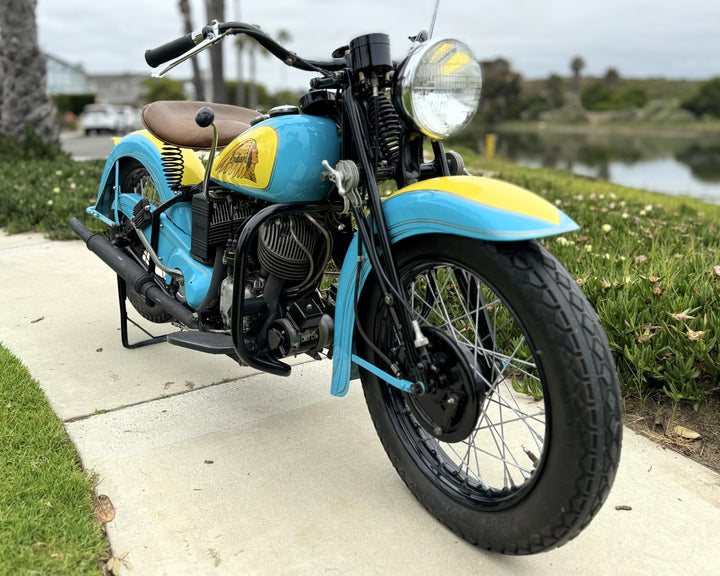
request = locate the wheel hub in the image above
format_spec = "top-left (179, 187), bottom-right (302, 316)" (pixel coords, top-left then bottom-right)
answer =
top-left (404, 327), bottom-right (484, 443)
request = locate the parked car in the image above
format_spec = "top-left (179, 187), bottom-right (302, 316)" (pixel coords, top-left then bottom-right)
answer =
top-left (81, 104), bottom-right (140, 135)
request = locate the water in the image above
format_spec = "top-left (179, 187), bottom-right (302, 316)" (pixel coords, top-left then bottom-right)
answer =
top-left (451, 128), bottom-right (720, 204)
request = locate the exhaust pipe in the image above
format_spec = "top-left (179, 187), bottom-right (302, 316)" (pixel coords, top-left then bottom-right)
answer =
top-left (70, 218), bottom-right (198, 328)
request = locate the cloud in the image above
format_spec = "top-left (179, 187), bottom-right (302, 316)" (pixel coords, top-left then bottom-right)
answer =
top-left (36, 0), bottom-right (720, 90)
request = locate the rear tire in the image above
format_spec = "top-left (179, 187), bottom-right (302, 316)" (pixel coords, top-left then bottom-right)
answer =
top-left (359, 235), bottom-right (622, 554)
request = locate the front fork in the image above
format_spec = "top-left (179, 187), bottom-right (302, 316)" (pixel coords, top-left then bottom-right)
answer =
top-left (338, 85), bottom-right (452, 395)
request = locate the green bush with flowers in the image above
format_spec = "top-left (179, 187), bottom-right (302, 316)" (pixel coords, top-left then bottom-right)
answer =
top-left (468, 154), bottom-right (720, 406)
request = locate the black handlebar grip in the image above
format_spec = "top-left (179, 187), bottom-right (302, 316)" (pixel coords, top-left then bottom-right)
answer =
top-left (145, 33), bottom-right (196, 68)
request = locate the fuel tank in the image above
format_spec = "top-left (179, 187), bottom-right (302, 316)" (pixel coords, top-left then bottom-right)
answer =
top-left (210, 114), bottom-right (339, 203)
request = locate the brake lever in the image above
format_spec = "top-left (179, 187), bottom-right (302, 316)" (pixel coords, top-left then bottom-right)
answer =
top-left (153, 21), bottom-right (228, 78)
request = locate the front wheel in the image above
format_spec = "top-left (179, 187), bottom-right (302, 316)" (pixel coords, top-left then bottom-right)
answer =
top-left (358, 236), bottom-right (622, 554)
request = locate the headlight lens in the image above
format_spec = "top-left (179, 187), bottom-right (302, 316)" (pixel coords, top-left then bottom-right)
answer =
top-left (394, 39), bottom-right (482, 140)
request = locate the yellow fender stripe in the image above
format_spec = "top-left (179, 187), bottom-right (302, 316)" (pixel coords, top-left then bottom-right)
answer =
top-left (392, 175), bottom-right (561, 225)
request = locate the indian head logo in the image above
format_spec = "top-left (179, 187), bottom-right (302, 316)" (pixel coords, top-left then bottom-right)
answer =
top-left (214, 138), bottom-right (259, 182)
top-left (211, 126), bottom-right (277, 189)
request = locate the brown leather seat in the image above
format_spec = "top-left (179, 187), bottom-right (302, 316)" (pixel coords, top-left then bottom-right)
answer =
top-left (141, 101), bottom-right (261, 150)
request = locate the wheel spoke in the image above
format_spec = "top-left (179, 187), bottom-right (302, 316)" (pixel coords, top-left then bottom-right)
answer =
top-left (401, 260), bottom-right (548, 498)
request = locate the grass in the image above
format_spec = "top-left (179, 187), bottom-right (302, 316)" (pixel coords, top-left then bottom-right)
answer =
top-left (0, 155), bottom-right (106, 239)
top-left (0, 343), bottom-right (107, 575)
top-left (461, 150), bottom-right (720, 405)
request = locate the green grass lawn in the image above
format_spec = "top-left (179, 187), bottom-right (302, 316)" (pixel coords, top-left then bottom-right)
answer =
top-left (0, 344), bottom-right (107, 575)
top-left (462, 151), bottom-right (720, 405)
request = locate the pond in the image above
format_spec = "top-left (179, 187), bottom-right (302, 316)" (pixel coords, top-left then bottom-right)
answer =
top-left (450, 127), bottom-right (720, 204)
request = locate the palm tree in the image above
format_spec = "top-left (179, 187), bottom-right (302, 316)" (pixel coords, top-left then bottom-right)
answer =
top-left (0, 0), bottom-right (58, 143)
top-left (205, 0), bottom-right (228, 103)
top-left (570, 56), bottom-right (585, 94)
top-left (275, 29), bottom-right (292, 89)
top-left (236, 27), bottom-right (291, 109)
top-left (235, 34), bottom-right (251, 107)
top-left (179, 0), bottom-right (205, 101)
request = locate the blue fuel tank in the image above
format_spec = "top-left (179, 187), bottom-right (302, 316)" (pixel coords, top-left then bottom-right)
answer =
top-left (210, 114), bottom-right (340, 203)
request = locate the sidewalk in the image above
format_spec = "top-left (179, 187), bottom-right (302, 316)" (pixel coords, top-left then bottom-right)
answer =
top-left (1, 231), bottom-right (719, 575)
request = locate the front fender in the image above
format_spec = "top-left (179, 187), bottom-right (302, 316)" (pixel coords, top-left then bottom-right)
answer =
top-left (330, 175), bottom-right (578, 396)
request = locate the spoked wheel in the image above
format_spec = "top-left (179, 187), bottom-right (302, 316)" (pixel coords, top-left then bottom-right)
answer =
top-left (359, 235), bottom-right (622, 554)
top-left (117, 162), bottom-right (174, 323)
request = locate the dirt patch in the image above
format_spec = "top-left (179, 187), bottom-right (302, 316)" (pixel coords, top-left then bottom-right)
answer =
top-left (624, 393), bottom-right (720, 473)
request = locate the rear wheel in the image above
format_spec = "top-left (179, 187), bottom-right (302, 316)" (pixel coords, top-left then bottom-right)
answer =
top-left (359, 235), bottom-right (622, 554)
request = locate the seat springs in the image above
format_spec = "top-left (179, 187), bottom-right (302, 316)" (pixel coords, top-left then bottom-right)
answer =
top-left (161, 145), bottom-right (185, 190)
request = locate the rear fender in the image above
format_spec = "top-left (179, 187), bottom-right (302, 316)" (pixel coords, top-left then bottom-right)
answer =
top-left (86, 130), bottom-right (211, 309)
top-left (86, 130), bottom-right (204, 230)
top-left (330, 175), bottom-right (578, 396)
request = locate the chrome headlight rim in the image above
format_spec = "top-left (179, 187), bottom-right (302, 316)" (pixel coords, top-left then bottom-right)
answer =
top-left (393, 38), bottom-right (482, 141)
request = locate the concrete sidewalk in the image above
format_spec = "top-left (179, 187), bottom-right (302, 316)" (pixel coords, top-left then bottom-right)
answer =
top-left (1, 231), bottom-right (719, 576)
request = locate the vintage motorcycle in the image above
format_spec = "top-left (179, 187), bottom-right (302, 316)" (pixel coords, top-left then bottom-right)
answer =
top-left (70, 17), bottom-right (622, 554)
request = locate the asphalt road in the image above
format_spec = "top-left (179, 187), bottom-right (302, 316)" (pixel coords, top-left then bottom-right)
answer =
top-left (60, 131), bottom-right (117, 160)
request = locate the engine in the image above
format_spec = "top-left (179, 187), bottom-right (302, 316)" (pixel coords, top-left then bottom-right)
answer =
top-left (192, 193), bottom-right (334, 360)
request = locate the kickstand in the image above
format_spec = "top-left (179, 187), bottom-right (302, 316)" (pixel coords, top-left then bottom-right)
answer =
top-left (117, 276), bottom-right (168, 349)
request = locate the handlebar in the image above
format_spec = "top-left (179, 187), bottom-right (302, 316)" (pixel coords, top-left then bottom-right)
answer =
top-left (145, 21), bottom-right (346, 74)
top-left (145, 33), bottom-right (199, 68)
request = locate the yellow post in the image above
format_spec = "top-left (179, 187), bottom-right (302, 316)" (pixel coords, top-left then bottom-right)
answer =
top-left (485, 133), bottom-right (497, 158)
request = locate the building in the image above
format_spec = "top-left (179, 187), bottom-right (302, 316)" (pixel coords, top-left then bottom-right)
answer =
top-left (45, 53), bottom-right (89, 95)
top-left (87, 73), bottom-right (149, 107)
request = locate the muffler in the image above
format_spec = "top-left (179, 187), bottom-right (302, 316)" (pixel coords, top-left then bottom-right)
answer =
top-left (70, 218), bottom-right (198, 328)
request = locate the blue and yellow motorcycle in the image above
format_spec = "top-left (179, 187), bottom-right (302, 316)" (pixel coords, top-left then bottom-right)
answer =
top-left (71, 20), bottom-right (622, 554)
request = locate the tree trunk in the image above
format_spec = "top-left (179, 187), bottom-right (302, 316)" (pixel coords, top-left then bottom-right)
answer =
top-left (0, 0), bottom-right (58, 143)
top-left (179, 0), bottom-right (206, 101)
top-left (248, 46), bottom-right (257, 109)
top-left (205, 0), bottom-right (228, 103)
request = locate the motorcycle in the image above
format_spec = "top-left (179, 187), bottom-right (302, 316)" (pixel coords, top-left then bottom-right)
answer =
top-left (70, 15), bottom-right (622, 555)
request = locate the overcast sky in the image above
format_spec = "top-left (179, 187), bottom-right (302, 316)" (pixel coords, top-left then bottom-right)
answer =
top-left (37, 0), bottom-right (720, 92)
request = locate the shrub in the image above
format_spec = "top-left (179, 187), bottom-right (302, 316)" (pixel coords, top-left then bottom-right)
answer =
top-left (0, 125), bottom-right (66, 161)
top-left (682, 77), bottom-right (720, 118)
top-left (467, 155), bottom-right (720, 405)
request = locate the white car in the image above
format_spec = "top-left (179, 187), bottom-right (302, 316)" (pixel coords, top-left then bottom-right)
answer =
top-left (81, 104), bottom-right (138, 135)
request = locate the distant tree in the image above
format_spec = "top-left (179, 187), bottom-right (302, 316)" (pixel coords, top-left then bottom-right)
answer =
top-left (582, 81), bottom-right (648, 111)
top-left (581, 82), bottom-right (612, 110)
top-left (205, 0), bottom-right (228, 103)
top-left (235, 34), bottom-right (249, 107)
top-left (246, 33), bottom-right (266, 110)
top-left (0, 0), bottom-right (58, 144)
top-left (275, 28), bottom-right (292, 89)
top-left (604, 68), bottom-right (621, 90)
top-left (617, 86), bottom-right (648, 109)
top-left (544, 74), bottom-right (565, 108)
top-left (479, 59), bottom-right (522, 126)
top-left (179, 0), bottom-right (206, 101)
top-left (682, 77), bottom-right (720, 118)
top-left (238, 27), bottom-right (290, 110)
top-left (570, 56), bottom-right (585, 93)
top-left (142, 78), bottom-right (186, 103)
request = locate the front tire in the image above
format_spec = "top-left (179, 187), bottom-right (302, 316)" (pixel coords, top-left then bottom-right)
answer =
top-left (359, 235), bottom-right (622, 554)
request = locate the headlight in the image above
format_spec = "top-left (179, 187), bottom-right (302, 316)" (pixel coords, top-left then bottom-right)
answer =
top-left (393, 39), bottom-right (482, 140)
